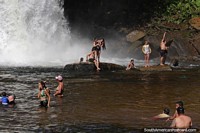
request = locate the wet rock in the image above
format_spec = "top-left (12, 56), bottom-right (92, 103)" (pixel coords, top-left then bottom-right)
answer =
top-left (189, 17), bottom-right (200, 30)
top-left (126, 30), bottom-right (146, 42)
top-left (159, 22), bottom-right (188, 30)
top-left (138, 65), bottom-right (172, 71)
top-left (171, 59), bottom-right (179, 66)
top-left (64, 62), bottom-right (126, 72)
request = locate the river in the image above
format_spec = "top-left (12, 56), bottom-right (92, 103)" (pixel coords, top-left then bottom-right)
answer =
top-left (0, 67), bottom-right (199, 132)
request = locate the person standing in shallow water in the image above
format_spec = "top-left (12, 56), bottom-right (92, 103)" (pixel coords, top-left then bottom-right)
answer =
top-left (160, 32), bottom-right (169, 65)
top-left (142, 40), bottom-right (151, 67)
top-left (54, 75), bottom-right (64, 97)
top-left (38, 81), bottom-right (51, 107)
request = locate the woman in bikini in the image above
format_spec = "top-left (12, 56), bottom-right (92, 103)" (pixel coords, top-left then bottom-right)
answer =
top-left (38, 81), bottom-right (51, 107)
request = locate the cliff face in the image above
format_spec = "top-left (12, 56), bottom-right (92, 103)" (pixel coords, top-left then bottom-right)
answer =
top-left (64, 0), bottom-right (200, 66)
top-left (64, 0), bottom-right (167, 32)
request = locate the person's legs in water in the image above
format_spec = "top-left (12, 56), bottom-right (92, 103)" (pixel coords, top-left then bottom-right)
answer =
top-left (40, 100), bottom-right (48, 107)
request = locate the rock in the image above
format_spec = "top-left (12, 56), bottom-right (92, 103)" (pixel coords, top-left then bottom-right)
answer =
top-left (126, 30), bottom-right (146, 42)
top-left (159, 22), bottom-right (188, 30)
top-left (64, 62), bottom-right (126, 72)
top-left (138, 65), bottom-right (172, 71)
top-left (189, 17), bottom-right (200, 30)
top-left (171, 59), bottom-right (179, 67)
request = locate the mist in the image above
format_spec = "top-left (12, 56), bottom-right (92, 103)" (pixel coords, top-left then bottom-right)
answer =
top-left (0, 0), bottom-right (91, 66)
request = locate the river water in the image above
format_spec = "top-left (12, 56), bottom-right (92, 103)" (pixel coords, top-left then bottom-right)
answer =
top-left (0, 67), bottom-right (199, 133)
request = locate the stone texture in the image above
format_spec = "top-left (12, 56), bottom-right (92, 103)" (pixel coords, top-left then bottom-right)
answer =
top-left (126, 30), bottom-right (146, 42)
top-left (138, 65), bottom-right (172, 71)
top-left (64, 62), bottom-right (126, 72)
top-left (189, 17), bottom-right (200, 30)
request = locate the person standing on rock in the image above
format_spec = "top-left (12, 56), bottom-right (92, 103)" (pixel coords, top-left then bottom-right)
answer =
top-left (160, 32), bottom-right (169, 65)
top-left (142, 40), bottom-right (151, 67)
top-left (91, 38), bottom-right (106, 71)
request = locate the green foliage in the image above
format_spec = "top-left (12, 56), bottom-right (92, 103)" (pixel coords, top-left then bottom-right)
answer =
top-left (162, 0), bottom-right (200, 24)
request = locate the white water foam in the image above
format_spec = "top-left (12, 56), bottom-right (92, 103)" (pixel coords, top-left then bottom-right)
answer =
top-left (0, 0), bottom-right (88, 66)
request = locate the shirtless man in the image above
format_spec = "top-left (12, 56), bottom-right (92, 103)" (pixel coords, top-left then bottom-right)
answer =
top-left (160, 32), bottom-right (168, 65)
top-left (170, 107), bottom-right (192, 128)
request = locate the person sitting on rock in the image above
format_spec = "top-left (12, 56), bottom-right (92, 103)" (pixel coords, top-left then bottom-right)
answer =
top-left (86, 51), bottom-right (100, 71)
top-left (126, 58), bottom-right (135, 70)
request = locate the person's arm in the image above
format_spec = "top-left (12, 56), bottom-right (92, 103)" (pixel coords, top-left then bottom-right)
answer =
top-left (86, 53), bottom-right (90, 61)
top-left (54, 84), bottom-right (62, 96)
top-left (190, 120), bottom-right (192, 128)
top-left (37, 91), bottom-right (41, 98)
top-left (170, 119), bottom-right (176, 128)
top-left (162, 32), bottom-right (166, 40)
top-left (142, 45), bottom-right (145, 53)
top-left (45, 89), bottom-right (50, 107)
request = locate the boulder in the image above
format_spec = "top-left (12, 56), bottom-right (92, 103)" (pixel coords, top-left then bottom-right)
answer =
top-left (64, 62), bottom-right (126, 72)
top-left (126, 30), bottom-right (146, 42)
top-left (189, 17), bottom-right (200, 30)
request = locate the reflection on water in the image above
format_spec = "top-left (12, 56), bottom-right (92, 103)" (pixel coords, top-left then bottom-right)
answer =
top-left (0, 67), bottom-right (199, 132)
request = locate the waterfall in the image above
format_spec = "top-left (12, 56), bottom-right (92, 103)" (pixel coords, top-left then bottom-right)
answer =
top-left (0, 0), bottom-right (78, 66)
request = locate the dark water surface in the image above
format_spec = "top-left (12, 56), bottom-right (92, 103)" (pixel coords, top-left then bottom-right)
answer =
top-left (0, 67), bottom-right (199, 133)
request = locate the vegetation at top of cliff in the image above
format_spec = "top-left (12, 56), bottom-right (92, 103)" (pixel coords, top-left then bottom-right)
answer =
top-left (157, 0), bottom-right (200, 24)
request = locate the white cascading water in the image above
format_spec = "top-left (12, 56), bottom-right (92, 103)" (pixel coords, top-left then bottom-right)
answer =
top-left (0, 0), bottom-right (85, 66)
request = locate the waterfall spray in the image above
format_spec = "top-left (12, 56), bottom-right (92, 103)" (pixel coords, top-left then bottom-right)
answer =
top-left (0, 0), bottom-right (84, 66)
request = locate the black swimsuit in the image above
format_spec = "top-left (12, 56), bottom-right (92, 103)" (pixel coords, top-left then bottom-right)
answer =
top-left (160, 50), bottom-right (168, 57)
top-left (92, 45), bottom-right (101, 52)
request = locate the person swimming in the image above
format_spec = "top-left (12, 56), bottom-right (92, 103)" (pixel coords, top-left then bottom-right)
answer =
top-left (1, 92), bottom-right (9, 105)
top-left (153, 108), bottom-right (170, 120)
top-left (0, 92), bottom-right (16, 105)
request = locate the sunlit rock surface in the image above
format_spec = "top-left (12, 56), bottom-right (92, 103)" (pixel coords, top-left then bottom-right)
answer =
top-left (189, 17), bottom-right (200, 30)
top-left (126, 30), bottom-right (146, 43)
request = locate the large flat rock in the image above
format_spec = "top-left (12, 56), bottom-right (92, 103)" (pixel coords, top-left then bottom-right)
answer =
top-left (64, 62), bottom-right (126, 72)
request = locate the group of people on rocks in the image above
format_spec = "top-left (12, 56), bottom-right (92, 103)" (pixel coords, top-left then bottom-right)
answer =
top-left (82, 32), bottom-right (170, 71)
top-left (85, 38), bottom-right (106, 71)
top-left (153, 101), bottom-right (192, 129)
top-left (126, 31), bottom-right (171, 70)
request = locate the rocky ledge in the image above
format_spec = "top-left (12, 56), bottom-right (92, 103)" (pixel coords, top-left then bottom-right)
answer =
top-left (63, 62), bottom-right (126, 72)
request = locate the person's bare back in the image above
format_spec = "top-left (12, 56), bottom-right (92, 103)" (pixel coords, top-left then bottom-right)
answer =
top-left (170, 107), bottom-right (192, 129)
top-left (173, 115), bottom-right (192, 128)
